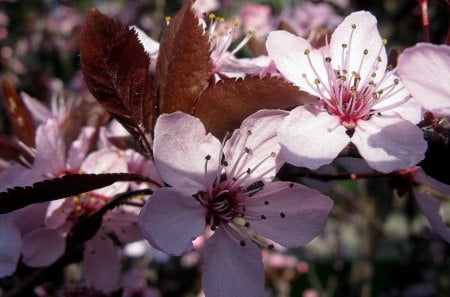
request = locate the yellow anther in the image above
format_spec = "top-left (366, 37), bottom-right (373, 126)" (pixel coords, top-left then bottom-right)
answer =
top-left (371, 72), bottom-right (376, 78)
top-left (304, 49), bottom-right (311, 55)
top-left (208, 13), bottom-right (216, 20)
top-left (246, 29), bottom-right (255, 35)
top-left (382, 39), bottom-right (387, 45)
top-left (75, 205), bottom-right (82, 212)
top-left (232, 18), bottom-right (239, 27)
top-left (73, 196), bottom-right (80, 203)
top-left (165, 16), bottom-right (171, 25)
top-left (89, 198), bottom-right (96, 203)
top-left (314, 78), bottom-right (320, 85)
top-left (218, 17), bottom-right (225, 23)
top-left (270, 152), bottom-right (276, 158)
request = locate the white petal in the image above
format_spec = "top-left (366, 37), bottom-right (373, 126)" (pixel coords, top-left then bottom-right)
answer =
top-left (245, 182), bottom-right (333, 247)
top-left (352, 116), bottom-right (426, 173)
top-left (266, 30), bottom-right (327, 96)
top-left (138, 188), bottom-right (206, 256)
top-left (414, 189), bottom-right (450, 243)
top-left (397, 43), bottom-right (450, 117)
top-left (82, 234), bottom-right (120, 292)
top-left (21, 227), bottom-right (65, 267)
top-left (224, 110), bottom-right (287, 186)
top-left (373, 74), bottom-right (423, 124)
top-left (202, 228), bottom-right (265, 297)
top-left (278, 106), bottom-right (349, 169)
top-left (0, 217), bottom-right (21, 277)
top-left (330, 11), bottom-right (387, 82)
top-left (153, 112), bottom-right (221, 192)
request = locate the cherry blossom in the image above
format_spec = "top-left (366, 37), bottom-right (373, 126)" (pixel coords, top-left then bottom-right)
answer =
top-left (201, 13), bottom-right (271, 81)
top-left (266, 11), bottom-right (426, 173)
top-left (139, 111), bottom-right (333, 297)
top-left (397, 43), bottom-right (450, 117)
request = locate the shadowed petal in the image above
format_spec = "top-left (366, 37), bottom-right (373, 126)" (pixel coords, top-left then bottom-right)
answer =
top-left (278, 106), bottom-right (349, 169)
top-left (398, 43), bottom-right (450, 117)
top-left (22, 227), bottom-right (65, 267)
top-left (202, 228), bottom-right (264, 297)
top-left (414, 167), bottom-right (450, 196)
top-left (414, 189), bottom-right (450, 243)
top-left (34, 119), bottom-right (66, 174)
top-left (82, 234), bottom-right (120, 292)
top-left (0, 217), bottom-right (21, 277)
top-left (245, 182), bottom-right (333, 247)
top-left (153, 112), bottom-right (221, 192)
top-left (139, 188), bottom-right (206, 256)
top-left (352, 116), bottom-right (426, 173)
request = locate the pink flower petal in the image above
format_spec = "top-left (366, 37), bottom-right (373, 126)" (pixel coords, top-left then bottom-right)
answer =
top-left (139, 188), bottom-right (206, 256)
top-left (21, 227), bottom-right (65, 267)
top-left (0, 217), bottom-right (21, 277)
top-left (20, 91), bottom-right (52, 123)
top-left (398, 43), bottom-right (450, 117)
top-left (372, 74), bottom-right (423, 124)
top-left (202, 228), bottom-right (265, 297)
top-left (352, 116), bottom-right (426, 173)
top-left (330, 11), bottom-right (387, 81)
top-left (414, 167), bottom-right (450, 196)
top-left (278, 105), bottom-right (349, 169)
top-left (224, 110), bottom-right (287, 186)
top-left (67, 126), bottom-right (96, 169)
top-left (34, 119), bottom-right (66, 174)
top-left (245, 181), bottom-right (333, 247)
top-left (266, 30), bottom-right (327, 96)
top-left (82, 234), bottom-right (120, 292)
top-left (81, 149), bottom-right (129, 197)
top-left (414, 189), bottom-right (450, 243)
top-left (104, 210), bottom-right (141, 243)
top-left (153, 112), bottom-right (222, 192)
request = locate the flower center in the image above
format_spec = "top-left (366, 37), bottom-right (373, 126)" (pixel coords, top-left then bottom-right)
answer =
top-left (303, 24), bottom-right (411, 130)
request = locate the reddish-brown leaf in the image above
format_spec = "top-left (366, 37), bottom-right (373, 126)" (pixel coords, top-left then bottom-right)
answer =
top-left (79, 7), bottom-right (155, 157)
top-left (195, 76), bottom-right (317, 139)
top-left (1, 79), bottom-right (35, 147)
top-left (0, 173), bottom-right (151, 214)
top-left (155, 0), bottom-right (212, 115)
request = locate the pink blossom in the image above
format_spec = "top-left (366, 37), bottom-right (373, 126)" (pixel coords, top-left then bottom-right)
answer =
top-left (201, 14), bottom-right (271, 81)
top-left (139, 111), bottom-right (333, 297)
top-left (397, 43), bottom-right (450, 117)
top-left (238, 3), bottom-right (273, 38)
top-left (280, 2), bottom-right (343, 37)
top-left (266, 11), bottom-right (427, 173)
